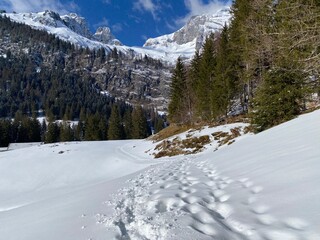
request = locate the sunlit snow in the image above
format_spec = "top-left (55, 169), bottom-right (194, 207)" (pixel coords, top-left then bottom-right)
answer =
top-left (1, 110), bottom-right (320, 239)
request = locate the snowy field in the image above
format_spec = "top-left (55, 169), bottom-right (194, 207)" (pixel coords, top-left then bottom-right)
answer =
top-left (0, 110), bottom-right (319, 240)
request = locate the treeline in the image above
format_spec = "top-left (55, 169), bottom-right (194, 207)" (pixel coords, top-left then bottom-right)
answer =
top-left (169, 0), bottom-right (320, 131)
top-left (0, 106), bottom-right (165, 147)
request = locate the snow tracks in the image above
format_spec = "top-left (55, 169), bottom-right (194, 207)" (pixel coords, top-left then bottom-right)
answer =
top-left (101, 157), bottom-right (316, 240)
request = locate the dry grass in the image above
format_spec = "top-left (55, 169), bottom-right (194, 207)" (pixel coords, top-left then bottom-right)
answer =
top-left (154, 135), bottom-right (210, 158)
top-left (211, 127), bottom-right (244, 147)
top-left (150, 117), bottom-right (254, 158)
top-left (149, 124), bottom-right (192, 142)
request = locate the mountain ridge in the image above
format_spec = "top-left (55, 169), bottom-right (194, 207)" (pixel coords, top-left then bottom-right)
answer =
top-left (1, 8), bottom-right (230, 63)
top-left (143, 7), bottom-right (231, 53)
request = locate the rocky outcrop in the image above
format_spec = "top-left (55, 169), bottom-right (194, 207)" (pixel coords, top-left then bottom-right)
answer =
top-left (93, 27), bottom-right (122, 45)
top-left (61, 13), bottom-right (92, 39)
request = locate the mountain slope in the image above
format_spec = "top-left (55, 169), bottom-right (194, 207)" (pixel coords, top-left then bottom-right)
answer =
top-left (0, 15), bottom-right (173, 113)
top-left (0, 11), bottom-right (181, 64)
top-left (143, 7), bottom-right (231, 56)
top-left (0, 110), bottom-right (319, 239)
top-left (3, 10), bottom-right (122, 47)
top-left (2, 8), bottom-right (230, 63)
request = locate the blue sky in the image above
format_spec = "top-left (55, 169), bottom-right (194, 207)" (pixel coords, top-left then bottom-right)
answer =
top-left (0, 0), bottom-right (231, 46)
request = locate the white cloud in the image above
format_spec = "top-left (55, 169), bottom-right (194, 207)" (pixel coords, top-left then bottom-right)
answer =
top-left (141, 34), bottom-right (148, 41)
top-left (93, 17), bottom-right (109, 29)
top-left (178, 0), bottom-right (231, 25)
top-left (93, 18), bottom-right (123, 33)
top-left (102, 0), bottom-right (111, 5)
top-left (112, 23), bottom-right (123, 33)
top-left (133, 0), bottom-right (159, 20)
top-left (0, 0), bottom-right (79, 14)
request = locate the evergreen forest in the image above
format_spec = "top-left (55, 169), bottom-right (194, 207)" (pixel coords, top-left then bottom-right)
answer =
top-left (0, 15), bottom-right (165, 147)
top-left (168, 0), bottom-right (320, 131)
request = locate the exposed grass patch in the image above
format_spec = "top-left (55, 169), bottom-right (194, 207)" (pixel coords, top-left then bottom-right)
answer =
top-left (211, 127), bottom-right (244, 147)
top-left (149, 124), bottom-right (192, 142)
top-left (154, 135), bottom-right (210, 158)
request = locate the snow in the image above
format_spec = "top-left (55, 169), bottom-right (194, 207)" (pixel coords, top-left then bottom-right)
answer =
top-left (2, 8), bottom-right (231, 64)
top-left (143, 7), bottom-right (231, 58)
top-left (3, 12), bottom-right (194, 64)
top-left (1, 110), bottom-right (320, 239)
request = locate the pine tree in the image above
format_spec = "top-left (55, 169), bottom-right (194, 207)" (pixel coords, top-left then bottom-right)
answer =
top-left (45, 122), bottom-right (60, 143)
top-left (197, 34), bottom-right (217, 120)
top-left (188, 50), bottom-right (202, 121)
top-left (123, 108), bottom-right (133, 139)
top-left (228, 0), bottom-right (253, 111)
top-left (131, 106), bottom-right (149, 139)
top-left (84, 114), bottom-right (101, 140)
top-left (97, 116), bottom-right (108, 140)
top-left (107, 105), bottom-right (123, 140)
top-left (168, 57), bottom-right (188, 123)
top-left (212, 26), bottom-right (232, 118)
top-left (60, 122), bottom-right (74, 142)
top-left (252, 63), bottom-right (306, 131)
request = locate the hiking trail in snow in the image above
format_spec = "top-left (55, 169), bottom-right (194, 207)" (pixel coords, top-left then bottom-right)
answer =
top-left (99, 156), bottom-right (317, 240)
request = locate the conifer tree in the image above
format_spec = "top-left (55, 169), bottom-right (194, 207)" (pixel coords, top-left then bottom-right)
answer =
top-left (168, 57), bottom-right (188, 123)
top-left (123, 108), bottom-right (133, 139)
top-left (107, 105), bottom-right (123, 140)
top-left (228, 0), bottom-right (253, 111)
top-left (60, 122), bottom-right (74, 142)
top-left (212, 26), bottom-right (232, 118)
top-left (131, 106), bottom-right (149, 139)
top-left (45, 122), bottom-right (60, 143)
top-left (84, 113), bottom-right (101, 140)
top-left (187, 50), bottom-right (202, 121)
top-left (197, 34), bottom-right (217, 120)
top-left (252, 62), bottom-right (306, 131)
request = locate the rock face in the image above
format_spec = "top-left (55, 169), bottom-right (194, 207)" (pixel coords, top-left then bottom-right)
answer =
top-left (32, 10), bottom-right (62, 27)
top-left (0, 15), bottom-right (171, 110)
top-left (61, 13), bottom-right (92, 39)
top-left (144, 7), bottom-right (231, 52)
top-left (0, 8), bottom-right (230, 110)
top-left (93, 27), bottom-right (122, 45)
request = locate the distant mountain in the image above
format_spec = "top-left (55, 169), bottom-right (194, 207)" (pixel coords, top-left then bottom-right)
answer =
top-left (1, 10), bottom-right (186, 64)
top-left (2, 8), bottom-right (230, 63)
top-left (93, 27), bottom-right (122, 46)
top-left (0, 8), bottom-right (230, 112)
top-left (143, 7), bottom-right (231, 54)
top-left (3, 10), bottom-right (123, 47)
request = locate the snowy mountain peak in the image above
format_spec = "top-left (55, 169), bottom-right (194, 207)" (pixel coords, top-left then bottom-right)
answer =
top-left (2, 8), bottom-right (229, 64)
top-left (61, 12), bottom-right (92, 39)
top-left (32, 10), bottom-right (62, 27)
top-left (143, 7), bottom-right (231, 53)
top-left (3, 11), bottom-right (121, 47)
top-left (93, 27), bottom-right (122, 46)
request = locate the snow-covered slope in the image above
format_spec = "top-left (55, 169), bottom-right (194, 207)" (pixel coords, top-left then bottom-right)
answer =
top-left (0, 110), bottom-right (319, 239)
top-left (3, 10), bottom-right (122, 48)
top-left (144, 7), bottom-right (231, 55)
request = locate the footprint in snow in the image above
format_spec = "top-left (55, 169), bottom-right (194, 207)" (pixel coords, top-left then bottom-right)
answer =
top-left (250, 204), bottom-right (270, 215)
top-left (257, 214), bottom-right (277, 226)
top-left (283, 218), bottom-right (309, 231)
top-left (251, 186), bottom-right (263, 194)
